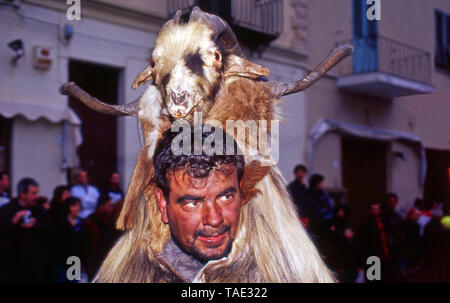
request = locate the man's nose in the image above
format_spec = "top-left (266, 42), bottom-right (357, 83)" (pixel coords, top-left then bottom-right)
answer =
top-left (202, 202), bottom-right (224, 228)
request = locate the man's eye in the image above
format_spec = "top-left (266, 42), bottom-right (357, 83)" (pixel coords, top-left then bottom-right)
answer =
top-left (184, 201), bottom-right (199, 208)
top-left (218, 194), bottom-right (233, 202)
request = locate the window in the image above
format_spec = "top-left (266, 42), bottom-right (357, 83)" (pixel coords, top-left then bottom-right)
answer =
top-left (435, 10), bottom-right (450, 71)
top-left (0, 117), bottom-right (12, 174)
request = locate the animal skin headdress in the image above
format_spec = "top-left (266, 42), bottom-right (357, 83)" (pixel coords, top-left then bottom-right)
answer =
top-left (61, 7), bottom-right (352, 282)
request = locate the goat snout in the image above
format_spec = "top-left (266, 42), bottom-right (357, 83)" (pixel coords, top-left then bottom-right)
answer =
top-left (170, 91), bottom-right (187, 105)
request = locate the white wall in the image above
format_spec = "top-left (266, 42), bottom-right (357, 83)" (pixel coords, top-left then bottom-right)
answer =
top-left (1, 2), bottom-right (159, 195)
top-left (11, 117), bottom-right (66, 197)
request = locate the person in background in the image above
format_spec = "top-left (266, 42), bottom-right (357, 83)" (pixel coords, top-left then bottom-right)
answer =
top-left (329, 204), bottom-right (363, 283)
top-left (52, 197), bottom-right (89, 282)
top-left (307, 174), bottom-right (334, 224)
top-left (36, 196), bottom-right (50, 211)
top-left (71, 170), bottom-right (100, 219)
top-left (49, 185), bottom-right (71, 225)
top-left (101, 171), bottom-right (124, 204)
top-left (0, 171), bottom-right (11, 207)
top-left (288, 164), bottom-right (310, 226)
top-left (403, 207), bottom-right (421, 267)
top-left (423, 203), bottom-right (444, 245)
top-left (0, 177), bottom-right (51, 282)
top-left (305, 174), bottom-right (335, 264)
top-left (382, 193), bottom-right (405, 279)
top-left (414, 198), bottom-right (431, 237)
top-left (84, 195), bottom-right (121, 280)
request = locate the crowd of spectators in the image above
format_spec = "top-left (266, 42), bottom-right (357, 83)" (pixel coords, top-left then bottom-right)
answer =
top-left (0, 165), bottom-right (448, 283)
top-left (0, 170), bottom-right (124, 282)
top-left (288, 164), bottom-right (450, 282)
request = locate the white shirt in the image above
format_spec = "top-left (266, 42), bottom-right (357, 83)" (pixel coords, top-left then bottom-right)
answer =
top-left (70, 184), bottom-right (100, 218)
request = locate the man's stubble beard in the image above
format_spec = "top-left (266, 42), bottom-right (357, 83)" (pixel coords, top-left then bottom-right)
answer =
top-left (170, 230), bottom-right (235, 265)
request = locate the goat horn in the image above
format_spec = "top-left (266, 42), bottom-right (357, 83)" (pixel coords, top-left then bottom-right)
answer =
top-left (132, 65), bottom-right (153, 90)
top-left (60, 82), bottom-right (139, 117)
top-left (173, 9), bottom-right (183, 24)
top-left (189, 6), bottom-right (243, 57)
top-left (266, 44), bottom-right (353, 97)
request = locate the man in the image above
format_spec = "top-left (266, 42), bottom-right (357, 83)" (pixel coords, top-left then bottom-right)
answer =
top-left (71, 170), bottom-right (100, 218)
top-left (94, 126), bottom-right (334, 282)
top-left (0, 178), bottom-right (51, 282)
top-left (0, 171), bottom-right (10, 207)
top-left (101, 171), bottom-right (124, 203)
top-left (288, 165), bottom-right (309, 222)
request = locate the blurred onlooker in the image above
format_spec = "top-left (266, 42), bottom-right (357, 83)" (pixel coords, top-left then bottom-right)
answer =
top-left (382, 193), bottom-right (405, 270)
top-left (0, 171), bottom-right (11, 207)
top-left (329, 204), bottom-right (363, 282)
top-left (52, 197), bottom-right (89, 282)
top-left (307, 174), bottom-right (334, 223)
top-left (84, 195), bottom-right (122, 279)
top-left (101, 171), bottom-right (124, 203)
top-left (49, 185), bottom-right (71, 224)
top-left (423, 203), bottom-right (444, 243)
top-left (403, 207), bottom-right (421, 265)
top-left (359, 202), bottom-right (390, 262)
top-left (36, 196), bottom-right (50, 210)
top-left (287, 164), bottom-right (309, 225)
top-left (414, 198), bottom-right (431, 236)
top-left (305, 174), bottom-right (334, 262)
top-left (71, 170), bottom-right (100, 219)
top-left (0, 178), bottom-right (51, 282)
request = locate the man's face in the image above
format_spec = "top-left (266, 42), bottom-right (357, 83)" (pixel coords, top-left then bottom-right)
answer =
top-left (295, 169), bottom-right (306, 183)
top-left (0, 174), bottom-right (10, 191)
top-left (61, 189), bottom-right (71, 202)
top-left (370, 204), bottom-right (381, 216)
top-left (20, 185), bottom-right (39, 207)
top-left (109, 173), bottom-right (120, 187)
top-left (78, 171), bottom-right (88, 186)
top-left (156, 165), bottom-right (243, 263)
top-left (388, 196), bottom-right (398, 210)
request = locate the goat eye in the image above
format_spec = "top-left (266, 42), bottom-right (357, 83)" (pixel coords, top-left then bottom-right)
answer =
top-left (150, 60), bottom-right (156, 68)
top-left (214, 50), bottom-right (221, 62)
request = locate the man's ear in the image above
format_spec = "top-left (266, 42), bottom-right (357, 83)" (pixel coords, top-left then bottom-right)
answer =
top-left (224, 54), bottom-right (269, 79)
top-left (155, 187), bottom-right (169, 224)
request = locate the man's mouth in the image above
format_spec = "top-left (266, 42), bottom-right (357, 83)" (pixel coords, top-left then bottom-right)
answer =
top-left (197, 231), bottom-right (227, 247)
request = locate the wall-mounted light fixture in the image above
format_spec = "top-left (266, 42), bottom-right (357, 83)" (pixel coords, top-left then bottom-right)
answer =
top-left (7, 39), bottom-right (24, 65)
top-left (393, 151), bottom-right (407, 161)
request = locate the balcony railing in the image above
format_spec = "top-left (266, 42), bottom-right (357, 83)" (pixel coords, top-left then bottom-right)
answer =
top-left (168, 0), bottom-right (283, 49)
top-left (336, 36), bottom-right (432, 86)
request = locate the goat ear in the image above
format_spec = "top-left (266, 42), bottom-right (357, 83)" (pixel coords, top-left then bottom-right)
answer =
top-left (224, 55), bottom-right (269, 79)
top-left (132, 65), bottom-right (153, 90)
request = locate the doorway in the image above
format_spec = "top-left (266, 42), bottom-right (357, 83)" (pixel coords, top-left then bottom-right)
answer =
top-left (424, 149), bottom-right (450, 206)
top-left (69, 60), bottom-right (121, 189)
top-left (341, 136), bottom-right (388, 227)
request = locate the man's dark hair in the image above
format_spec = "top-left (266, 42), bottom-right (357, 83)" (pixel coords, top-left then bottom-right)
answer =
top-left (17, 177), bottom-right (39, 195)
top-left (154, 125), bottom-right (245, 199)
top-left (64, 196), bottom-right (82, 216)
top-left (308, 174), bottom-right (324, 190)
top-left (387, 193), bottom-right (398, 201)
top-left (293, 164), bottom-right (307, 174)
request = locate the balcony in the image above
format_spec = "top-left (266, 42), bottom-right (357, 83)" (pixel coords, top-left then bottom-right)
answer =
top-left (336, 36), bottom-right (435, 99)
top-left (168, 0), bottom-right (282, 51)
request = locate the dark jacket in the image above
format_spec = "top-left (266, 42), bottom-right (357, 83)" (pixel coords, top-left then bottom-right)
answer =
top-left (0, 199), bottom-right (52, 282)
